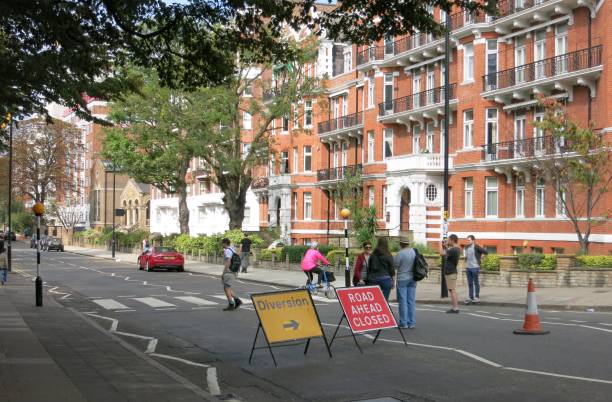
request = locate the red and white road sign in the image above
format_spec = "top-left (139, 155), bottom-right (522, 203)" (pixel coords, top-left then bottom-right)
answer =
top-left (335, 286), bottom-right (398, 333)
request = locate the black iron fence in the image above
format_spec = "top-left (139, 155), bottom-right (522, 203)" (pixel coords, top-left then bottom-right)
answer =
top-left (378, 84), bottom-right (457, 116)
top-left (316, 164), bottom-right (363, 181)
top-left (317, 111), bottom-right (363, 135)
top-left (481, 135), bottom-right (572, 161)
top-left (482, 46), bottom-right (602, 92)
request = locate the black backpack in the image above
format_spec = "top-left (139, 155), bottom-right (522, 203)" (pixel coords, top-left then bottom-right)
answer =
top-left (229, 249), bottom-right (241, 273)
top-left (412, 248), bottom-right (428, 281)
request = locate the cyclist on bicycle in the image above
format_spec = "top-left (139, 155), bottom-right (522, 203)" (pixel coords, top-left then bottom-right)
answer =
top-left (301, 241), bottom-right (329, 287)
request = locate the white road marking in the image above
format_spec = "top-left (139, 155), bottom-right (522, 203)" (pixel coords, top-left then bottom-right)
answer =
top-left (155, 308), bottom-right (177, 311)
top-left (149, 352), bottom-right (209, 368)
top-left (494, 313), bottom-right (511, 316)
top-left (191, 307), bottom-right (215, 310)
top-left (311, 295), bottom-right (337, 303)
top-left (468, 313), bottom-right (500, 320)
top-left (207, 367), bottom-right (221, 396)
top-left (133, 297), bottom-right (176, 308)
top-left (211, 295), bottom-right (252, 304)
top-left (570, 320), bottom-right (586, 323)
top-left (175, 296), bottom-right (218, 306)
top-left (93, 299), bottom-right (130, 310)
top-left (117, 295), bottom-right (138, 298)
top-left (578, 324), bottom-right (612, 333)
top-left (475, 310), bottom-right (491, 314)
top-left (504, 367), bottom-right (612, 385)
top-left (598, 323), bottom-right (612, 326)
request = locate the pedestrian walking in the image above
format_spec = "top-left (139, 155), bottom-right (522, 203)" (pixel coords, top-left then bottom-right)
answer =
top-left (0, 241), bottom-right (7, 286)
top-left (441, 234), bottom-right (461, 313)
top-left (221, 238), bottom-right (243, 311)
top-left (364, 237), bottom-right (396, 301)
top-left (300, 242), bottom-right (329, 286)
top-left (142, 239), bottom-right (151, 254)
top-left (464, 235), bottom-right (488, 305)
top-left (394, 238), bottom-right (416, 328)
top-left (353, 241), bottom-right (372, 286)
top-left (240, 234), bottom-right (252, 273)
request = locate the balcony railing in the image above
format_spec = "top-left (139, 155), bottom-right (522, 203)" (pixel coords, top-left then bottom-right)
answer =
top-left (251, 177), bottom-right (269, 189)
top-left (447, 9), bottom-right (488, 30)
top-left (482, 46), bottom-right (602, 92)
top-left (494, 0), bottom-right (549, 20)
top-left (318, 111), bottom-right (363, 135)
top-left (356, 32), bottom-right (441, 66)
top-left (481, 135), bottom-right (572, 161)
top-left (317, 164), bottom-right (363, 182)
top-left (378, 84), bottom-right (457, 116)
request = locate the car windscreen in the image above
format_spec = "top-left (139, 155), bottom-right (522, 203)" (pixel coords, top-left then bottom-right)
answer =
top-left (155, 247), bottom-right (177, 253)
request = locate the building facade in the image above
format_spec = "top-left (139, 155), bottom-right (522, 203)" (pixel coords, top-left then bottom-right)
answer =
top-left (251, 1), bottom-right (611, 254)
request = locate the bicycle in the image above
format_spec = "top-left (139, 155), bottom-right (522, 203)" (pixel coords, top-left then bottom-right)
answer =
top-left (302, 265), bottom-right (336, 299)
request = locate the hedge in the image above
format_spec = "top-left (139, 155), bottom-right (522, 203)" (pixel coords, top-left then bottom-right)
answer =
top-left (257, 248), bottom-right (282, 261)
top-left (277, 245), bottom-right (335, 263)
top-left (326, 248), bottom-right (361, 266)
top-left (481, 255), bottom-right (500, 271)
top-left (517, 254), bottom-right (556, 270)
top-left (575, 255), bottom-right (612, 268)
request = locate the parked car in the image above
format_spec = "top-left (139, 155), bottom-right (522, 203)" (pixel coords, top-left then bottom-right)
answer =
top-left (46, 237), bottom-right (64, 252)
top-left (137, 247), bottom-right (184, 272)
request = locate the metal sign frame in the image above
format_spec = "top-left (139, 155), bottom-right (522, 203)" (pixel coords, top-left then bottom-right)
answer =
top-left (249, 289), bottom-right (332, 367)
top-left (330, 286), bottom-right (407, 353)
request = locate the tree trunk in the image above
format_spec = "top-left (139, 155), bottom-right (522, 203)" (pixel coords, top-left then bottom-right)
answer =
top-left (177, 185), bottom-right (190, 234)
top-left (222, 183), bottom-right (247, 230)
top-left (580, 237), bottom-right (590, 255)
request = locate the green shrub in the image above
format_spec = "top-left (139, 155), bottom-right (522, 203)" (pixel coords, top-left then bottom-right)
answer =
top-left (517, 254), bottom-right (556, 270)
top-left (412, 243), bottom-right (439, 256)
top-left (576, 255), bottom-right (612, 268)
top-left (280, 245), bottom-right (309, 263)
top-left (326, 248), bottom-right (361, 266)
top-left (257, 248), bottom-right (281, 261)
top-left (387, 239), bottom-right (400, 253)
top-left (481, 255), bottom-right (500, 271)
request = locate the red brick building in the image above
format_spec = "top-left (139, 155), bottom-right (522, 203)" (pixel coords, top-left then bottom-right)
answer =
top-left (252, 1), bottom-right (611, 254)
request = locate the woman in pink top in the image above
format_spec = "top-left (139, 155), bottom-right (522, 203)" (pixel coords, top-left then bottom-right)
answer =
top-left (301, 242), bottom-right (329, 286)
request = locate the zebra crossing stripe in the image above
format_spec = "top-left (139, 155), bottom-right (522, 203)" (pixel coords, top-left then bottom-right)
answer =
top-left (93, 299), bottom-right (130, 310)
top-left (211, 295), bottom-right (252, 305)
top-left (133, 297), bottom-right (176, 308)
top-left (174, 296), bottom-right (218, 306)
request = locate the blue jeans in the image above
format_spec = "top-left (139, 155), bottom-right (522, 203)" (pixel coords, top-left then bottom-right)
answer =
top-left (370, 276), bottom-right (392, 301)
top-left (0, 269), bottom-right (7, 284)
top-left (466, 268), bottom-right (480, 299)
top-left (397, 278), bottom-right (417, 327)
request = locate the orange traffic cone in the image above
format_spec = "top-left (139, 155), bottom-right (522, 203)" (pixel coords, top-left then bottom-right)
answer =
top-left (514, 278), bottom-right (550, 335)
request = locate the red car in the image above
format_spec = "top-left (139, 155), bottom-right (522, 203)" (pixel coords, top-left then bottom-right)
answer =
top-left (137, 247), bottom-right (185, 272)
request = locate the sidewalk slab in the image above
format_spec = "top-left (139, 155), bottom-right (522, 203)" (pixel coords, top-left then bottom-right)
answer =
top-left (0, 273), bottom-right (214, 402)
top-left (63, 245), bottom-right (612, 311)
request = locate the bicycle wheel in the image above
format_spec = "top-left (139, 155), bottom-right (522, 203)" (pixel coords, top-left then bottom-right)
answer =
top-left (324, 286), bottom-right (336, 299)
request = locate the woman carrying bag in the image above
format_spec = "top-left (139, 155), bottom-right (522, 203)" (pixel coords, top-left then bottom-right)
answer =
top-left (363, 237), bottom-right (396, 300)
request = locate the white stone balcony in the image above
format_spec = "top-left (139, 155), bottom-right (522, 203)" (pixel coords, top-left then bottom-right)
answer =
top-left (385, 153), bottom-right (452, 174)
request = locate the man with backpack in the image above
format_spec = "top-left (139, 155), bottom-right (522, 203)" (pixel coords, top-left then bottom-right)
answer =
top-left (221, 238), bottom-right (243, 311)
top-left (394, 237), bottom-right (428, 329)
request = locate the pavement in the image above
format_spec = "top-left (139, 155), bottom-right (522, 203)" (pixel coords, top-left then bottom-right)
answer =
top-left (64, 244), bottom-right (612, 312)
top-left (0, 272), bottom-right (216, 402)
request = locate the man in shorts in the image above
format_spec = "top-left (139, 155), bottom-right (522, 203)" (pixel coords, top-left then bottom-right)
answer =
top-left (222, 238), bottom-right (242, 311)
top-left (441, 234), bottom-right (461, 313)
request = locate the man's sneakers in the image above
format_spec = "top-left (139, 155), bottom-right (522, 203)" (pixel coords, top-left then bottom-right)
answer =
top-left (234, 298), bottom-right (243, 309)
top-left (464, 298), bottom-right (474, 305)
top-left (473, 297), bottom-right (480, 303)
top-left (446, 309), bottom-right (460, 314)
top-left (223, 298), bottom-right (243, 311)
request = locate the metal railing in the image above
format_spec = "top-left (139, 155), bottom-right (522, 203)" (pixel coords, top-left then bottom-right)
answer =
top-left (494, 0), bottom-right (549, 20)
top-left (317, 111), bottom-right (363, 135)
top-left (378, 84), bottom-right (456, 116)
top-left (356, 32), bottom-right (441, 66)
top-left (481, 135), bottom-right (572, 161)
top-left (482, 46), bottom-right (602, 92)
top-left (316, 164), bottom-right (363, 181)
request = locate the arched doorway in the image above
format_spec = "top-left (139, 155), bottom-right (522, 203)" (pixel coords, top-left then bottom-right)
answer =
top-left (400, 188), bottom-right (411, 232)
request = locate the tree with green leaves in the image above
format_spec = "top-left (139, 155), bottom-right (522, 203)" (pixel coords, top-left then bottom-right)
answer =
top-left (103, 68), bottom-right (214, 234)
top-left (332, 170), bottom-right (378, 245)
top-left (533, 97), bottom-right (612, 254)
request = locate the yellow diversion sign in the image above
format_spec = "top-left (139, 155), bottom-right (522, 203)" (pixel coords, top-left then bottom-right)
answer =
top-left (251, 289), bottom-right (323, 344)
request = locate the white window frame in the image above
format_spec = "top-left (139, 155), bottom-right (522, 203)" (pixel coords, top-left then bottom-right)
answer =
top-left (242, 143), bottom-right (251, 160)
top-left (292, 192), bottom-right (298, 220)
top-left (303, 145), bottom-right (312, 172)
top-left (463, 43), bottom-right (474, 82)
top-left (367, 78), bottom-right (375, 108)
top-left (383, 128), bottom-right (393, 159)
top-left (485, 108), bottom-right (498, 145)
top-left (368, 186), bottom-right (375, 206)
top-left (293, 147), bottom-right (298, 173)
top-left (341, 141), bottom-right (348, 167)
top-left (412, 125), bottom-right (421, 154)
top-left (343, 48), bottom-right (352, 72)
top-left (535, 178), bottom-right (545, 217)
top-left (556, 185), bottom-right (567, 217)
top-left (516, 179), bottom-right (525, 217)
top-left (464, 178), bottom-right (473, 218)
top-left (485, 39), bottom-right (498, 90)
top-left (426, 122), bottom-right (434, 153)
top-left (383, 185), bottom-right (388, 222)
top-left (463, 110), bottom-right (474, 148)
top-left (243, 111), bottom-right (252, 130)
top-left (304, 192), bottom-right (312, 221)
top-left (367, 131), bottom-right (375, 163)
top-left (304, 100), bottom-right (313, 128)
top-left (485, 176), bottom-right (499, 218)
top-left (282, 116), bottom-right (289, 133)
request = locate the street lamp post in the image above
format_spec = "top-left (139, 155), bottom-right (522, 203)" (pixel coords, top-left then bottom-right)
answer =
top-left (111, 164), bottom-right (116, 259)
top-left (340, 208), bottom-right (351, 287)
top-left (7, 114), bottom-right (12, 272)
top-left (441, 10), bottom-right (451, 299)
top-left (32, 202), bottom-right (45, 307)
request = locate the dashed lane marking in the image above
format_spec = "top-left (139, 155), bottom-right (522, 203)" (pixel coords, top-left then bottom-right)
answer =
top-left (93, 299), bottom-right (130, 310)
top-left (174, 296), bottom-right (218, 306)
top-left (133, 297), bottom-right (176, 308)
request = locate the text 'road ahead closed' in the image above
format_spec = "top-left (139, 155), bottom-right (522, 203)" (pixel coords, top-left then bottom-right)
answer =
top-left (336, 286), bottom-right (398, 333)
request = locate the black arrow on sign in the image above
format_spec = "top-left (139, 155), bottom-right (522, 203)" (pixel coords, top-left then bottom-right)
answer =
top-left (283, 320), bottom-right (299, 330)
